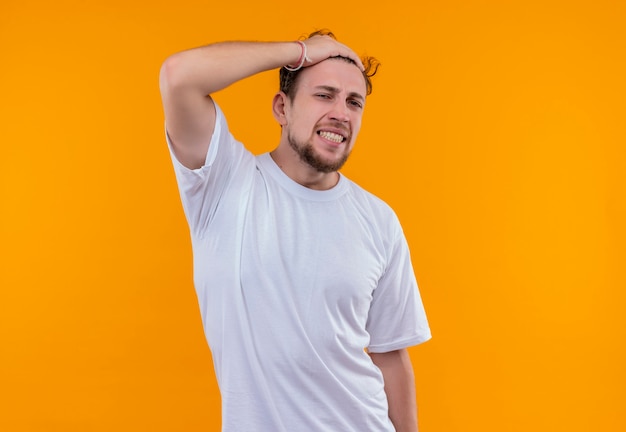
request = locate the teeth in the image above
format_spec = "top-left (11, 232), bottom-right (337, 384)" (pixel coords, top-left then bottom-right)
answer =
top-left (319, 131), bottom-right (344, 143)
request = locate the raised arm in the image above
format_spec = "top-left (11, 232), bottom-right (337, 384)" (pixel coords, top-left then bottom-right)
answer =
top-left (159, 37), bottom-right (364, 169)
top-left (159, 41), bottom-right (299, 169)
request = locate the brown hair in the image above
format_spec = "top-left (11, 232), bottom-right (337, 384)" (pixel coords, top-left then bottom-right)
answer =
top-left (279, 29), bottom-right (380, 100)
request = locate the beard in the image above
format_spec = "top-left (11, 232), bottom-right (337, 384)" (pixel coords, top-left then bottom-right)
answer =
top-left (288, 131), bottom-right (351, 173)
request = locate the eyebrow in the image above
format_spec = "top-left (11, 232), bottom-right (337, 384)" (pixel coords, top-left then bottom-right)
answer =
top-left (314, 85), bottom-right (365, 103)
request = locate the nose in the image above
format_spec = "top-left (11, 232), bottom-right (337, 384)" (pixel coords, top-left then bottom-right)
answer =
top-left (329, 100), bottom-right (350, 123)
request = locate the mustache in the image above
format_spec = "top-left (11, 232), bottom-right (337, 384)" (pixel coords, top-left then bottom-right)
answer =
top-left (317, 121), bottom-right (351, 136)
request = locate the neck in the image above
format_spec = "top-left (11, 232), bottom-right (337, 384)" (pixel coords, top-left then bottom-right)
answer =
top-left (269, 146), bottom-right (340, 191)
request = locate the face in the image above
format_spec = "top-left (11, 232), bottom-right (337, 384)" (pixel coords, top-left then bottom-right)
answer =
top-left (281, 59), bottom-right (367, 173)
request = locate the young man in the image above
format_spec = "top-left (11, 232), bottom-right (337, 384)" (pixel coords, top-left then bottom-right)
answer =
top-left (159, 31), bottom-right (431, 431)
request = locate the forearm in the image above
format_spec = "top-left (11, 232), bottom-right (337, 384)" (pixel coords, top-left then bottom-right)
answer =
top-left (370, 349), bottom-right (419, 432)
top-left (160, 41), bottom-right (301, 97)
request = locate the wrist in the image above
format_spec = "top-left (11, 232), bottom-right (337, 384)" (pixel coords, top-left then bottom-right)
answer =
top-left (284, 40), bottom-right (309, 71)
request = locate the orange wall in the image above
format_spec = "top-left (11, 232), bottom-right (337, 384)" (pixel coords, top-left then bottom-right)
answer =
top-left (1, 0), bottom-right (624, 431)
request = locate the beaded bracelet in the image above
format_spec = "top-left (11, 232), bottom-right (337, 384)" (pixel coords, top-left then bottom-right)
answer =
top-left (284, 40), bottom-right (311, 71)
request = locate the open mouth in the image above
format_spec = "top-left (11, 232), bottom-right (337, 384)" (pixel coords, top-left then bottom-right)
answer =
top-left (317, 130), bottom-right (347, 144)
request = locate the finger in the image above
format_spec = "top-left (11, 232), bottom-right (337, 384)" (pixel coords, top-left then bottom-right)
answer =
top-left (352, 54), bottom-right (365, 71)
top-left (336, 42), bottom-right (364, 71)
top-left (344, 51), bottom-right (365, 71)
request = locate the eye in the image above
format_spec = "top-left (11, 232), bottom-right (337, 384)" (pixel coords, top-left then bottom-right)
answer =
top-left (348, 99), bottom-right (363, 109)
top-left (316, 93), bottom-right (332, 99)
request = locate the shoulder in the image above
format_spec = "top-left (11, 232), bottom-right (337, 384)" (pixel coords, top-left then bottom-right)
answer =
top-left (342, 177), bottom-right (405, 248)
top-left (344, 178), bottom-right (399, 223)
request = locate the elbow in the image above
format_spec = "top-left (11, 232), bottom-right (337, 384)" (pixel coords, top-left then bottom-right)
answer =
top-left (159, 52), bottom-right (214, 98)
top-left (159, 54), bottom-right (185, 95)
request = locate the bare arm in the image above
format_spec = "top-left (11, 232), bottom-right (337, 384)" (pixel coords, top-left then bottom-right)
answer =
top-left (159, 37), bottom-right (364, 169)
top-left (159, 41), bottom-right (299, 169)
top-left (369, 349), bottom-right (420, 432)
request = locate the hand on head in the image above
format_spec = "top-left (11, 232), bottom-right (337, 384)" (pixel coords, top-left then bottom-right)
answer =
top-left (301, 34), bottom-right (365, 71)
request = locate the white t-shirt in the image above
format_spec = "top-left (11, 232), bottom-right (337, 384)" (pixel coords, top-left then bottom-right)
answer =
top-left (168, 103), bottom-right (431, 431)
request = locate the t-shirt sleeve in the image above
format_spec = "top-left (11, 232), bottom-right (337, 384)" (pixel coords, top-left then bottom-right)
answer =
top-left (366, 220), bottom-right (431, 353)
top-left (165, 102), bottom-right (254, 237)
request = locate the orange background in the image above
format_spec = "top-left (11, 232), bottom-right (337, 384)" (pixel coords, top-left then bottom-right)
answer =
top-left (1, 0), bottom-right (624, 431)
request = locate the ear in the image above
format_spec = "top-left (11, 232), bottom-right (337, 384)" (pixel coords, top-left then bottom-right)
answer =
top-left (272, 91), bottom-right (289, 126)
